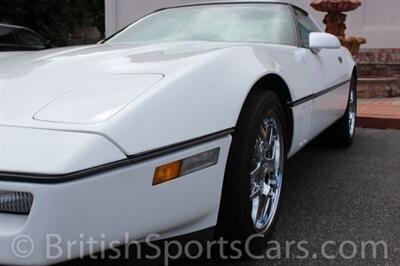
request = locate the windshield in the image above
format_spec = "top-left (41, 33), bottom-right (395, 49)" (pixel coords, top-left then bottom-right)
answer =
top-left (106, 4), bottom-right (296, 46)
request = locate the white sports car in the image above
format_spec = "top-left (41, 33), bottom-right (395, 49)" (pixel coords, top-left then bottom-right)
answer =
top-left (0, 1), bottom-right (357, 265)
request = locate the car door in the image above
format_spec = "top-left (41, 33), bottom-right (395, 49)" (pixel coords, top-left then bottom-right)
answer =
top-left (293, 7), bottom-right (350, 139)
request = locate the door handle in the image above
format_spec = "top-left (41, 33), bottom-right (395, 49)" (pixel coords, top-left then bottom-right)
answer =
top-left (338, 56), bottom-right (343, 64)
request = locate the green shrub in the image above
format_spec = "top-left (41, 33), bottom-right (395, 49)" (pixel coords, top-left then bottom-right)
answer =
top-left (0, 0), bottom-right (104, 46)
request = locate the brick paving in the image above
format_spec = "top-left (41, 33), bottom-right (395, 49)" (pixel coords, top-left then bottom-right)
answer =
top-left (357, 97), bottom-right (400, 129)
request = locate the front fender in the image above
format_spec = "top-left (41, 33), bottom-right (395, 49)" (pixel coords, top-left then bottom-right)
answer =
top-left (104, 45), bottom-right (306, 155)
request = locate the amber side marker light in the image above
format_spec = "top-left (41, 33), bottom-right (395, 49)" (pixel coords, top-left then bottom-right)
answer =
top-left (153, 148), bottom-right (220, 186)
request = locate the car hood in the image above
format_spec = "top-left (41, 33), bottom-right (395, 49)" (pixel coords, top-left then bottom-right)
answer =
top-left (0, 42), bottom-right (232, 126)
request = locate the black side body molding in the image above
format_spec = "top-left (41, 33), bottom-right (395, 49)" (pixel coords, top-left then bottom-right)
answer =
top-left (288, 79), bottom-right (351, 107)
top-left (0, 128), bottom-right (235, 184)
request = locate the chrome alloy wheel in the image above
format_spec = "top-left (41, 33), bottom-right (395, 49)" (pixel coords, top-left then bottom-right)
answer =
top-left (348, 87), bottom-right (357, 137)
top-left (250, 112), bottom-right (284, 233)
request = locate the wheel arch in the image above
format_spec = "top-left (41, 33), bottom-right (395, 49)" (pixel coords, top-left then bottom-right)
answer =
top-left (247, 74), bottom-right (294, 154)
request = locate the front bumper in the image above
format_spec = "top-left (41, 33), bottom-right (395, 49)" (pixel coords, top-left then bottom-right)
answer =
top-left (0, 135), bottom-right (231, 265)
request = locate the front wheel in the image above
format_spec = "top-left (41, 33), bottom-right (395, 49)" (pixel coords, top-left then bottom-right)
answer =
top-left (216, 89), bottom-right (287, 252)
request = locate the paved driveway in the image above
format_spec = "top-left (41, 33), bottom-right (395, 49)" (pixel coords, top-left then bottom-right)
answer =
top-left (63, 128), bottom-right (400, 266)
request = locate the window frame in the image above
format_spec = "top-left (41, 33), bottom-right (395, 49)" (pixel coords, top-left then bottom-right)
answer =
top-left (290, 5), bottom-right (323, 49)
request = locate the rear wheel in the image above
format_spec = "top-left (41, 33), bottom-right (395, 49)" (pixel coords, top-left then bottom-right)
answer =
top-left (325, 76), bottom-right (357, 147)
top-left (216, 89), bottom-right (287, 253)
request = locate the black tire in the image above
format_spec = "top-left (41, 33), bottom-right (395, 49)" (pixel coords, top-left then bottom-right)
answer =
top-left (216, 89), bottom-right (287, 255)
top-left (324, 76), bottom-right (358, 147)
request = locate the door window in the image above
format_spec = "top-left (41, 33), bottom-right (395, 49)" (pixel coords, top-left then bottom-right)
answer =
top-left (293, 8), bottom-right (322, 48)
top-left (17, 29), bottom-right (46, 48)
top-left (0, 27), bottom-right (18, 46)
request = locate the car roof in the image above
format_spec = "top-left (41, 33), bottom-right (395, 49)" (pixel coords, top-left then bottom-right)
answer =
top-left (0, 23), bottom-right (29, 30)
top-left (185, 0), bottom-right (290, 4)
top-left (171, 0), bottom-right (292, 7)
top-left (160, 0), bottom-right (307, 14)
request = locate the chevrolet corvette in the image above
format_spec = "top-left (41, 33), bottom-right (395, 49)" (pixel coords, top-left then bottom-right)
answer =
top-left (0, 1), bottom-right (357, 264)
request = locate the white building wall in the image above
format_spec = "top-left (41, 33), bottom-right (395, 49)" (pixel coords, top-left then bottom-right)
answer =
top-left (105, 0), bottom-right (400, 48)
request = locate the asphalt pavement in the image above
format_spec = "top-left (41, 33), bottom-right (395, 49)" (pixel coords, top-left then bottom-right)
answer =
top-left (62, 128), bottom-right (400, 266)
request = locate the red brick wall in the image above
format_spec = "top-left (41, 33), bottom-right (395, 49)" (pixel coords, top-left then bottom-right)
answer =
top-left (355, 49), bottom-right (400, 79)
top-left (355, 49), bottom-right (400, 98)
top-left (354, 49), bottom-right (400, 64)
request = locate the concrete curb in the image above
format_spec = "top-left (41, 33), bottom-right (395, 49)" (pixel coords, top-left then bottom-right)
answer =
top-left (357, 115), bottom-right (400, 129)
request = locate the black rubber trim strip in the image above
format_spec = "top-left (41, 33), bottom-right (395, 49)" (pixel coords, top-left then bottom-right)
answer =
top-left (0, 128), bottom-right (235, 184)
top-left (288, 79), bottom-right (351, 107)
top-left (156, 1), bottom-right (291, 11)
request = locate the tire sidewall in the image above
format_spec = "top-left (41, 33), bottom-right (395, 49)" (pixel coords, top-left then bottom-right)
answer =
top-left (217, 90), bottom-right (287, 253)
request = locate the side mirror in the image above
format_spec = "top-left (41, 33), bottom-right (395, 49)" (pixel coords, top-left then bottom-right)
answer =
top-left (309, 32), bottom-right (341, 51)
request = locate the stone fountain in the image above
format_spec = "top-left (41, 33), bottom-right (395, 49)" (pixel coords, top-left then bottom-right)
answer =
top-left (311, 0), bottom-right (366, 55)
